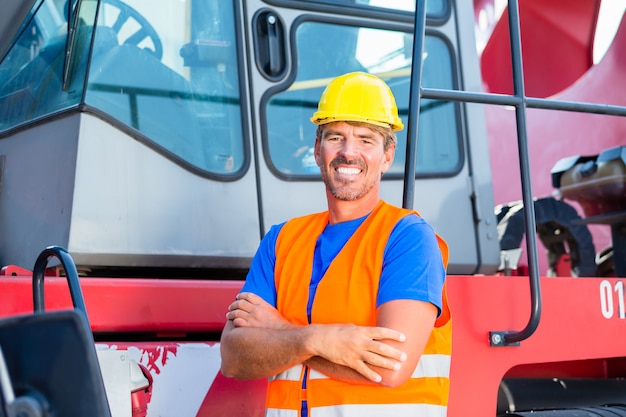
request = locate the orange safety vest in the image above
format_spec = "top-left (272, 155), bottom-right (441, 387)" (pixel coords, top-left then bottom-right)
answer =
top-left (268, 200), bottom-right (452, 417)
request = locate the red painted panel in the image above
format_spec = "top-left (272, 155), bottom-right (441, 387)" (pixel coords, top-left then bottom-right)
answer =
top-left (197, 372), bottom-right (266, 417)
top-left (0, 276), bottom-right (242, 333)
top-left (480, 0), bottom-right (599, 97)
top-left (3, 274), bottom-right (626, 416)
top-left (446, 275), bottom-right (626, 416)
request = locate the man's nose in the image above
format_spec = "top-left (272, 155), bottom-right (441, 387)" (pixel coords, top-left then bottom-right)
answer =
top-left (338, 137), bottom-right (359, 156)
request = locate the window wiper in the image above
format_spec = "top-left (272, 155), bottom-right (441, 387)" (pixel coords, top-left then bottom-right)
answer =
top-left (62, 0), bottom-right (83, 90)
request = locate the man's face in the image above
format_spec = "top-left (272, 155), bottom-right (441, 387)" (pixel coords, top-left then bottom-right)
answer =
top-left (314, 122), bottom-right (395, 202)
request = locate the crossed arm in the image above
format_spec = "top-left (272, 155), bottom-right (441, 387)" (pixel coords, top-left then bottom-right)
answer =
top-left (219, 292), bottom-right (437, 388)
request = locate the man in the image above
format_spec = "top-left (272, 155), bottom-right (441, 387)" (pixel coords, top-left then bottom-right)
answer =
top-left (220, 72), bottom-right (451, 417)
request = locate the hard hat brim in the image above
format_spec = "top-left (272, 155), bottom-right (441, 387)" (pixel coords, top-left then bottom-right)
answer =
top-left (310, 114), bottom-right (404, 131)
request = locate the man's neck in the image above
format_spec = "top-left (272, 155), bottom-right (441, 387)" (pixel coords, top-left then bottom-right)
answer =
top-left (326, 194), bottom-right (381, 224)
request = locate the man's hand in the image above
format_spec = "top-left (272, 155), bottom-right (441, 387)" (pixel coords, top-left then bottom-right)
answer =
top-left (227, 292), bottom-right (292, 329)
top-left (306, 323), bottom-right (407, 383)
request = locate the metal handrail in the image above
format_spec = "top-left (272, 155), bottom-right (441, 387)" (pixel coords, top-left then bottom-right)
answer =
top-left (493, 0), bottom-right (541, 345)
top-left (406, 0), bottom-right (546, 346)
top-left (402, 0), bottom-right (427, 209)
top-left (422, 88), bottom-right (626, 117)
top-left (32, 246), bottom-right (90, 327)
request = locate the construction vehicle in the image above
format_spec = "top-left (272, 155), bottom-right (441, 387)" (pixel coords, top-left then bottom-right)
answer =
top-left (0, 0), bottom-right (625, 415)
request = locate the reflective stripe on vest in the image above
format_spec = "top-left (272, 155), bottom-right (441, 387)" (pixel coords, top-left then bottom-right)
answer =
top-left (267, 403), bottom-right (447, 417)
top-left (270, 353), bottom-right (450, 382)
top-left (270, 200), bottom-right (451, 417)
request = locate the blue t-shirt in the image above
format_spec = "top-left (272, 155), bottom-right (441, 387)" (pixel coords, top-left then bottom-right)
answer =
top-left (241, 213), bottom-right (445, 318)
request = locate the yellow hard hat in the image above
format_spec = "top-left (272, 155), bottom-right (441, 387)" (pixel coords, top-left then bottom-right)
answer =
top-left (310, 72), bottom-right (404, 131)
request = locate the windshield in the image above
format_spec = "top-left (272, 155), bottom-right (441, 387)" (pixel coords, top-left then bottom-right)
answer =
top-left (0, 0), bottom-right (246, 175)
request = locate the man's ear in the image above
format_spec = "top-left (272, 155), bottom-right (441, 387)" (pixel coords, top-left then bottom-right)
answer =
top-left (314, 137), bottom-right (322, 166)
top-left (381, 144), bottom-right (396, 174)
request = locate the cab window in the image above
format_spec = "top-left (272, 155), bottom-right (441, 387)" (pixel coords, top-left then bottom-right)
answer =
top-left (289, 0), bottom-right (448, 18)
top-left (0, 0), bottom-right (85, 130)
top-left (265, 21), bottom-right (460, 177)
top-left (85, 0), bottom-right (245, 174)
top-left (0, 0), bottom-right (246, 176)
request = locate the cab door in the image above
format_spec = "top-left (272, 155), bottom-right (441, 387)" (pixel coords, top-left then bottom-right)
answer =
top-left (245, 0), bottom-right (499, 274)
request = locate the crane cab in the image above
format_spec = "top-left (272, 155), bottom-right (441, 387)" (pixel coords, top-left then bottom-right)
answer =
top-left (0, 0), bottom-right (499, 276)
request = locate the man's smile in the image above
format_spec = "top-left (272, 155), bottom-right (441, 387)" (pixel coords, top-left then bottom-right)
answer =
top-left (336, 166), bottom-right (362, 176)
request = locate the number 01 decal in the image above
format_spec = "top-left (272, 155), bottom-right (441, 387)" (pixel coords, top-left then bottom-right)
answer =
top-left (600, 280), bottom-right (626, 319)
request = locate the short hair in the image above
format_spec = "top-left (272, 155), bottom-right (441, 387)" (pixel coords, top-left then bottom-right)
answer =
top-left (315, 121), bottom-right (397, 151)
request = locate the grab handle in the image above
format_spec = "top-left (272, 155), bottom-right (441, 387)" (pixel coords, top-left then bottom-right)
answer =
top-left (32, 246), bottom-right (89, 327)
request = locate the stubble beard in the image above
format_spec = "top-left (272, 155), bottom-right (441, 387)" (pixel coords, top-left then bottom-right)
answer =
top-left (320, 156), bottom-right (376, 201)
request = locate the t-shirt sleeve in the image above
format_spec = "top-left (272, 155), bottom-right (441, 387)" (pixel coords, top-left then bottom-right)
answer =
top-left (239, 222), bottom-right (285, 307)
top-left (377, 214), bottom-right (446, 315)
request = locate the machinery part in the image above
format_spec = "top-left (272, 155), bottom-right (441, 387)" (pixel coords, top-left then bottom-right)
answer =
top-left (310, 71), bottom-right (404, 130)
top-left (64, 0), bottom-right (162, 60)
top-left (496, 197), bottom-right (596, 276)
top-left (501, 405), bottom-right (626, 416)
top-left (101, 0), bottom-right (163, 60)
top-left (0, 311), bottom-right (111, 417)
top-left (595, 245), bottom-right (615, 276)
top-left (551, 146), bottom-right (626, 218)
top-left (497, 377), bottom-right (626, 416)
top-left (0, 346), bottom-right (45, 417)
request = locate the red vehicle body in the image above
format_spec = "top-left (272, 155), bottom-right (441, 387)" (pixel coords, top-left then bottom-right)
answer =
top-left (0, 0), bottom-right (625, 416)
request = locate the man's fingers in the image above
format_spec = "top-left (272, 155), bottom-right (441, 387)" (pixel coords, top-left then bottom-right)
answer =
top-left (226, 308), bottom-right (253, 328)
top-left (226, 308), bottom-right (246, 320)
top-left (363, 348), bottom-right (403, 370)
top-left (231, 317), bottom-right (249, 327)
top-left (355, 361), bottom-right (383, 383)
top-left (367, 339), bottom-right (407, 363)
top-left (227, 293), bottom-right (291, 330)
top-left (369, 327), bottom-right (406, 343)
top-left (228, 297), bottom-right (255, 313)
top-left (236, 292), bottom-right (262, 303)
top-left (309, 324), bottom-right (409, 380)
top-left (229, 292), bottom-right (266, 312)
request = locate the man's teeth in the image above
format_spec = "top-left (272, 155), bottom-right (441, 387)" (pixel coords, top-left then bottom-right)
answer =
top-left (336, 167), bottom-right (361, 175)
